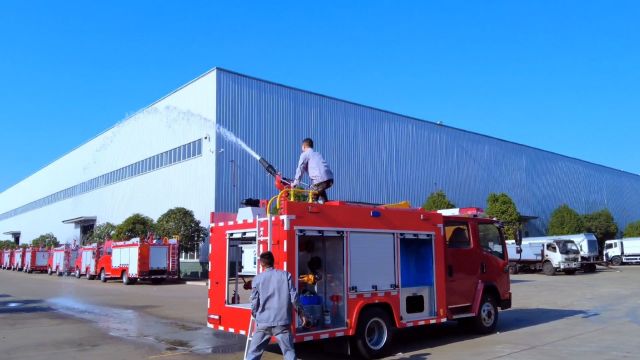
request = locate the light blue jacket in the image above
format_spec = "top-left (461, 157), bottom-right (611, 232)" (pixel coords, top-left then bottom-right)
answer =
top-left (250, 267), bottom-right (301, 327)
top-left (293, 149), bottom-right (334, 186)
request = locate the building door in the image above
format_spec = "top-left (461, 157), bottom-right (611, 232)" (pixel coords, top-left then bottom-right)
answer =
top-left (444, 221), bottom-right (480, 312)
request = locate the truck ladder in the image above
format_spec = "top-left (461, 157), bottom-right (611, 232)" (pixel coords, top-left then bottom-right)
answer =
top-left (243, 316), bottom-right (257, 360)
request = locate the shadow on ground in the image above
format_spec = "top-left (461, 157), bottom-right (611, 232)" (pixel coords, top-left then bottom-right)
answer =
top-left (293, 307), bottom-right (585, 359)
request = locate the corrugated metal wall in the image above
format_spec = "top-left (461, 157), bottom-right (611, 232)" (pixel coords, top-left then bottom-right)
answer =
top-left (214, 69), bottom-right (640, 236)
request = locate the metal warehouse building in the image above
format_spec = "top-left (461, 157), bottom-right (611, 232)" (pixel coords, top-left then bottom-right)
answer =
top-left (1, 68), bottom-right (639, 248)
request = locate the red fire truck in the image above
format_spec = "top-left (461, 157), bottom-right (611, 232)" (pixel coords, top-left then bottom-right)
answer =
top-left (12, 247), bottom-right (26, 271)
top-left (48, 244), bottom-right (78, 276)
top-left (1, 249), bottom-right (13, 270)
top-left (208, 184), bottom-right (512, 358)
top-left (24, 246), bottom-right (51, 273)
top-left (96, 236), bottom-right (179, 285)
top-left (74, 243), bottom-right (101, 279)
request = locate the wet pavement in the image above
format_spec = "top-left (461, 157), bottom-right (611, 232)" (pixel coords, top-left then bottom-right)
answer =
top-left (1, 266), bottom-right (640, 359)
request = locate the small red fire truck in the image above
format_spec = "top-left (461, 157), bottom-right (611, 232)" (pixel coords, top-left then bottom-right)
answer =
top-left (1, 249), bottom-right (13, 270)
top-left (48, 244), bottom-right (78, 276)
top-left (96, 236), bottom-right (179, 285)
top-left (12, 247), bottom-right (26, 271)
top-left (207, 170), bottom-right (511, 358)
top-left (24, 246), bottom-right (50, 273)
top-left (74, 243), bottom-right (101, 279)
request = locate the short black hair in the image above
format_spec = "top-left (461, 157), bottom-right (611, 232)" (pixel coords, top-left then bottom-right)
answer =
top-left (302, 138), bottom-right (314, 148)
top-left (259, 251), bottom-right (275, 267)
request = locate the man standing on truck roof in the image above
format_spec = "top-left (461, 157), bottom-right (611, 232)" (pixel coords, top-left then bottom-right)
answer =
top-left (247, 251), bottom-right (305, 360)
top-left (292, 138), bottom-right (334, 203)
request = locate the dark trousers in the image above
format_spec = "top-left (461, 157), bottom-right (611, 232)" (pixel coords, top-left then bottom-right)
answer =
top-left (311, 179), bottom-right (333, 203)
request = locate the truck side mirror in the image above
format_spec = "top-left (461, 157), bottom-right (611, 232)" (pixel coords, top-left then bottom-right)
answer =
top-left (515, 229), bottom-right (523, 246)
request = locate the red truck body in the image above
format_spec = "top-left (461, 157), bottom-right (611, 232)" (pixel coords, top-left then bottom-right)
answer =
top-left (12, 248), bottom-right (26, 271)
top-left (74, 244), bottom-right (101, 279)
top-left (208, 197), bottom-right (511, 358)
top-left (48, 244), bottom-right (78, 276)
top-left (24, 247), bottom-right (50, 273)
top-left (1, 249), bottom-right (13, 270)
top-left (96, 237), bottom-right (179, 285)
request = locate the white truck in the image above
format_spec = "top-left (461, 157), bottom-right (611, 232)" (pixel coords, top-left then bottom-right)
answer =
top-left (604, 238), bottom-right (640, 266)
top-left (507, 239), bottom-right (581, 275)
top-left (521, 233), bottom-right (599, 272)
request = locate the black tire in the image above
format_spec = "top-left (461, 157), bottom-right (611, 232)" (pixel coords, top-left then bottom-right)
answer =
top-left (468, 293), bottom-right (499, 334)
top-left (542, 261), bottom-right (556, 276)
top-left (122, 271), bottom-right (132, 285)
top-left (508, 264), bottom-right (519, 275)
top-left (100, 269), bottom-right (107, 283)
top-left (56, 268), bottom-right (62, 277)
top-left (87, 272), bottom-right (94, 280)
top-left (75, 269), bottom-right (81, 278)
top-left (582, 263), bottom-right (597, 273)
top-left (610, 256), bottom-right (622, 266)
top-left (353, 307), bottom-right (394, 359)
top-left (48, 267), bottom-right (53, 276)
top-left (564, 269), bottom-right (576, 275)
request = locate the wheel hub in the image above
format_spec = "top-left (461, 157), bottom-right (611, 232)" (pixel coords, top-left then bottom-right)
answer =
top-left (365, 318), bottom-right (388, 350)
top-left (480, 302), bottom-right (495, 327)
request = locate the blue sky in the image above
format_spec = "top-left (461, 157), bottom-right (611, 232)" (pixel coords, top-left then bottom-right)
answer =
top-left (1, 1), bottom-right (639, 192)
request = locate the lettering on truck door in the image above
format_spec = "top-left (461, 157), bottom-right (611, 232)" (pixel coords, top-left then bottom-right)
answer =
top-left (444, 221), bottom-right (480, 310)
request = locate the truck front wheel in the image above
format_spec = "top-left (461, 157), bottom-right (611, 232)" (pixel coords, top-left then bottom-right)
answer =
top-left (100, 269), bottom-right (107, 282)
top-left (467, 293), bottom-right (499, 334)
top-left (353, 307), bottom-right (394, 359)
top-left (610, 256), bottom-right (622, 266)
top-left (542, 261), bottom-right (556, 276)
top-left (122, 271), bottom-right (133, 285)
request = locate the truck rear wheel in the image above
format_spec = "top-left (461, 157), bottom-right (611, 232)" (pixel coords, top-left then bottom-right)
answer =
top-left (48, 267), bottom-right (53, 276)
top-left (75, 269), bottom-right (81, 278)
top-left (100, 269), bottom-right (107, 282)
top-left (122, 271), bottom-right (133, 285)
top-left (610, 256), bottom-right (622, 266)
top-left (353, 307), bottom-right (394, 359)
top-left (542, 261), bottom-right (556, 276)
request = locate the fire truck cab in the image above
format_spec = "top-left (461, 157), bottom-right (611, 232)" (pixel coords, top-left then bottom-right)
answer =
top-left (208, 198), bottom-right (511, 358)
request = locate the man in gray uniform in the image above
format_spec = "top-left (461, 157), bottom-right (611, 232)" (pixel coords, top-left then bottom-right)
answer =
top-left (247, 251), bottom-right (304, 360)
top-left (292, 138), bottom-right (334, 203)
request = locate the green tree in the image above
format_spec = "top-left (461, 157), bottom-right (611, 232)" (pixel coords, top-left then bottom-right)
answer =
top-left (113, 213), bottom-right (155, 240)
top-left (0, 240), bottom-right (18, 249)
top-left (31, 233), bottom-right (60, 248)
top-left (582, 209), bottom-right (618, 248)
top-left (486, 193), bottom-right (521, 239)
top-left (87, 222), bottom-right (117, 244)
top-left (548, 204), bottom-right (584, 235)
top-left (422, 190), bottom-right (455, 211)
top-left (156, 207), bottom-right (206, 252)
top-left (624, 220), bottom-right (640, 238)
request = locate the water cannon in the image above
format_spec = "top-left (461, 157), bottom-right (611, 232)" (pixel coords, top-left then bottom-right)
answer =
top-left (259, 157), bottom-right (278, 177)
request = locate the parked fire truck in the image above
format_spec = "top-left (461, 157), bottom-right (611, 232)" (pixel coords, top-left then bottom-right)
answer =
top-left (207, 163), bottom-right (512, 358)
top-left (2, 249), bottom-right (13, 270)
top-left (96, 236), bottom-right (179, 285)
top-left (13, 247), bottom-right (26, 271)
top-left (74, 243), bottom-right (101, 279)
top-left (24, 246), bottom-right (51, 273)
top-left (48, 244), bottom-right (78, 276)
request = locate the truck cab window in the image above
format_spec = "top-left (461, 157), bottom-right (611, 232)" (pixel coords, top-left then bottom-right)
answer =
top-left (546, 243), bottom-right (557, 253)
top-left (478, 223), bottom-right (505, 259)
top-left (445, 222), bottom-right (471, 249)
top-left (605, 243), bottom-right (613, 250)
